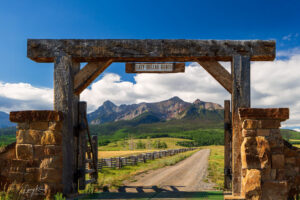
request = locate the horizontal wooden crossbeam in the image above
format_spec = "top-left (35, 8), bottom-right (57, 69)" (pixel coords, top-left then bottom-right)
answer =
top-left (74, 60), bottom-right (113, 94)
top-left (197, 61), bottom-right (232, 93)
top-left (27, 39), bottom-right (275, 63)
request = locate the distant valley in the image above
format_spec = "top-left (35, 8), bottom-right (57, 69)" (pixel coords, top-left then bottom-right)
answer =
top-left (0, 111), bottom-right (14, 128)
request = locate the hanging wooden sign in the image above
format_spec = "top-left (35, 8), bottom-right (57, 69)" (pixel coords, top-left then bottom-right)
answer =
top-left (125, 63), bottom-right (185, 73)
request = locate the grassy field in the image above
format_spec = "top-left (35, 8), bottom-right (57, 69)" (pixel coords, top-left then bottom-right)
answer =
top-left (0, 134), bottom-right (15, 147)
top-left (98, 150), bottom-right (155, 159)
top-left (291, 139), bottom-right (300, 148)
top-left (201, 146), bottom-right (224, 190)
top-left (79, 191), bottom-right (224, 200)
top-left (98, 137), bottom-right (193, 151)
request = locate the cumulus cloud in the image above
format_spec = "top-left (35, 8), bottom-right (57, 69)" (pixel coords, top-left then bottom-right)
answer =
top-left (250, 54), bottom-right (300, 127)
top-left (0, 82), bottom-right (53, 113)
top-left (81, 62), bottom-right (230, 112)
top-left (1, 52), bottom-right (300, 128)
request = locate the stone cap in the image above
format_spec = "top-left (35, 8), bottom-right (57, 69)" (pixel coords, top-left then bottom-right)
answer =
top-left (10, 110), bottom-right (63, 123)
top-left (239, 108), bottom-right (289, 121)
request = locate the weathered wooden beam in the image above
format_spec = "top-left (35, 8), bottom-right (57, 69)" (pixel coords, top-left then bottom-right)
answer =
top-left (91, 135), bottom-right (98, 182)
top-left (197, 61), bottom-right (232, 93)
top-left (231, 55), bottom-right (250, 196)
top-left (27, 39), bottom-right (275, 62)
top-left (78, 102), bottom-right (87, 190)
top-left (224, 100), bottom-right (232, 190)
top-left (54, 54), bottom-right (80, 196)
top-left (74, 60), bottom-right (113, 94)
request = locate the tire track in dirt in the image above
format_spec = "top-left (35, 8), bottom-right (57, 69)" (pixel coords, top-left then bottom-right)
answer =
top-left (123, 149), bottom-right (215, 192)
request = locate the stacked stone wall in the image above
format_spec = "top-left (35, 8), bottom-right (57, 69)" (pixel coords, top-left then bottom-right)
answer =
top-left (239, 108), bottom-right (300, 200)
top-left (0, 111), bottom-right (63, 200)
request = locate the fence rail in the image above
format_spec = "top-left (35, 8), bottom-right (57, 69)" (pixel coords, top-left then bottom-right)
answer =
top-left (97, 148), bottom-right (196, 170)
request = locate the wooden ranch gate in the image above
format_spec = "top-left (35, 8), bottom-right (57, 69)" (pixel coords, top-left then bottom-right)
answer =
top-left (27, 39), bottom-right (275, 197)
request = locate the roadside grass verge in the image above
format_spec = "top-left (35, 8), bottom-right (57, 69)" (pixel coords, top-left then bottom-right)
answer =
top-left (201, 145), bottom-right (224, 190)
top-left (80, 149), bottom-right (199, 193)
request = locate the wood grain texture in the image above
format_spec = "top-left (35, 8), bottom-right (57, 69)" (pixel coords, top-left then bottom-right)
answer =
top-left (224, 100), bottom-right (232, 190)
top-left (238, 108), bottom-right (289, 121)
top-left (54, 55), bottom-right (79, 196)
top-left (78, 102), bottom-right (87, 190)
top-left (231, 55), bottom-right (251, 196)
top-left (91, 135), bottom-right (98, 182)
top-left (74, 60), bottom-right (113, 94)
top-left (198, 61), bottom-right (232, 93)
top-left (125, 63), bottom-right (185, 73)
top-left (27, 39), bottom-right (276, 62)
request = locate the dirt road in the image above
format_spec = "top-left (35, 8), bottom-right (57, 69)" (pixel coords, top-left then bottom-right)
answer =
top-left (123, 149), bottom-right (215, 193)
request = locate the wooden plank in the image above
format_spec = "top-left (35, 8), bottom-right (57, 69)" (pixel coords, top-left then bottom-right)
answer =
top-left (54, 55), bottom-right (79, 196)
top-left (224, 100), bottom-right (232, 190)
top-left (238, 108), bottom-right (289, 120)
top-left (125, 63), bottom-right (185, 73)
top-left (231, 55), bottom-right (250, 196)
top-left (85, 178), bottom-right (96, 185)
top-left (74, 60), bottom-right (113, 94)
top-left (91, 135), bottom-right (98, 181)
top-left (27, 39), bottom-right (276, 62)
top-left (78, 102), bottom-right (87, 190)
top-left (85, 169), bottom-right (95, 174)
top-left (197, 61), bottom-right (232, 93)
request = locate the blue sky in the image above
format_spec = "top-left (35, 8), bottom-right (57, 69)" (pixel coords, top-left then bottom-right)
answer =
top-left (0, 0), bottom-right (300, 87)
top-left (0, 0), bottom-right (300, 128)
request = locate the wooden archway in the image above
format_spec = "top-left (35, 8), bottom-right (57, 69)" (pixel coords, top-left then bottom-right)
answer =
top-left (27, 39), bottom-right (275, 197)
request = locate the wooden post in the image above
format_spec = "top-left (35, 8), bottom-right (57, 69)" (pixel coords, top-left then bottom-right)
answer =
top-left (231, 55), bottom-right (250, 196)
top-left (54, 54), bottom-right (80, 196)
top-left (224, 100), bottom-right (232, 190)
top-left (78, 102), bottom-right (87, 190)
top-left (92, 135), bottom-right (98, 182)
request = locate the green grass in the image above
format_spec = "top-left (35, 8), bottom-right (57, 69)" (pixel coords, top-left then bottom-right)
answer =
top-left (99, 137), bottom-right (193, 151)
top-left (79, 191), bottom-right (224, 199)
top-left (202, 145), bottom-right (224, 190)
top-left (0, 134), bottom-right (15, 147)
top-left (281, 129), bottom-right (300, 140)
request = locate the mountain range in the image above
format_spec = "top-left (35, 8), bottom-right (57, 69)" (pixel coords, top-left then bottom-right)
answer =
top-left (87, 96), bottom-right (223, 125)
top-left (0, 111), bottom-right (14, 128)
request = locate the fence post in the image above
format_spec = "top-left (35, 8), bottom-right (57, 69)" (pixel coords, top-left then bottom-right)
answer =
top-left (91, 135), bottom-right (98, 182)
top-left (78, 102), bottom-right (87, 190)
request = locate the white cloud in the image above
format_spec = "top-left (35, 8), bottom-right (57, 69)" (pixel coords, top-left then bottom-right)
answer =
top-left (277, 47), bottom-right (300, 58)
top-left (0, 82), bottom-right (53, 113)
top-left (251, 54), bottom-right (300, 127)
top-left (81, 62), bottom-right (230, 112)
top-left (1, 52), bottom-right (300, 128)
top-left (282, 33), bottom-right (299, 41)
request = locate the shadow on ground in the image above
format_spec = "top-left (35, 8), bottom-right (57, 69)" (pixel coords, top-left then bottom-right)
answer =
top-left (78, 186), bottom-right (224, 200)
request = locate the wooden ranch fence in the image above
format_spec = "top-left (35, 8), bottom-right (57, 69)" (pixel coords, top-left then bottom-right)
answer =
top-left (97, 148), bottom-right (196, 170)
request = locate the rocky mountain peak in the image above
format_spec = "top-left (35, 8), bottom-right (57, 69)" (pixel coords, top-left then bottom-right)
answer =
top-left (102, 100), bottom-right (116, 108)
top-left (193, 99), bottom-right (203, 105)
top-left (169, 96), bottom-right (182, 101)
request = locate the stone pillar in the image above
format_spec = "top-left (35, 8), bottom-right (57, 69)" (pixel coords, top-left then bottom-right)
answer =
top-left (8, 110), bottom-right (63, 199)
top-left (239, 108), bottom-right (290, 200)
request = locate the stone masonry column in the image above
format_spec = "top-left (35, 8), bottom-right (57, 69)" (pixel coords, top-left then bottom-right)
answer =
top-left (239, 108), bottom-right (290, 200)
top-left (9, 110), bottom-right (63, 200)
